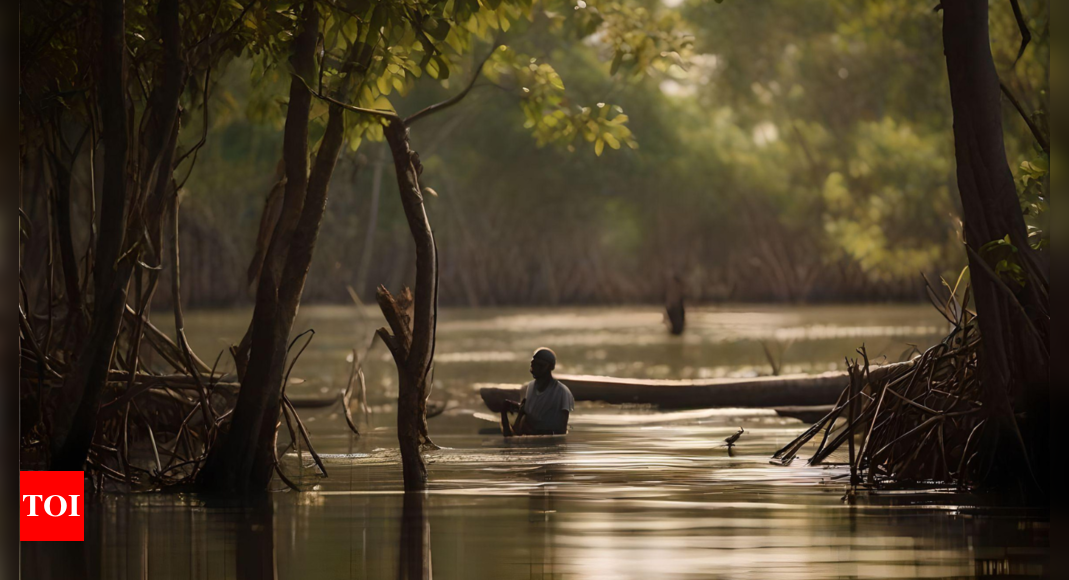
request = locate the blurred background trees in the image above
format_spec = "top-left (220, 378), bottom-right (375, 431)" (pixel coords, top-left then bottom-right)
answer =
top-left (36, 0), bottom-right (1046, 310)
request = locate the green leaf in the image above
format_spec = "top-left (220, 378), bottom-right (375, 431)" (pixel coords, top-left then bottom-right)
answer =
top-left (610, 51), bottom-right (623, 76)
top-left (427, 19), bottom-right (451, 41)
top-left (548, 72), bottom-right (564, 90)
top-left (433, 55), bottom-right (450, 80)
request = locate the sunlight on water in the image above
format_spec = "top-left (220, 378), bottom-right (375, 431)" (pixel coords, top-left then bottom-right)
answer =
top-left (21, 305), bottom-right (1047, 579)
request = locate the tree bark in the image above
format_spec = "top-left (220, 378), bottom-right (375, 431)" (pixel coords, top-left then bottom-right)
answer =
top-left (197, 0), bottom-right (319, 493)
top-left (377, 120), bottom-right (438, 491)
top-left (249, 104), bottom-right (347, 486)
top-left (49, 150), bottom-right (85, 338)
top-left (90, 0), bottom-right (130, 305)
top-left (49, 0), bottom-right (131, 469)
top-left (51, 0), bottom-right (187, 470)
top-left (941, 0), bottom-right (1048, 489)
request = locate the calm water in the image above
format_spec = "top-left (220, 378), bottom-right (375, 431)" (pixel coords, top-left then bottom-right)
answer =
top-left (22, 305), bottom-right (1049, 579)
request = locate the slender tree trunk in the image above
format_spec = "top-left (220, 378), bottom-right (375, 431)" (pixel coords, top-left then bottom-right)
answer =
top-left (941, 0), bottom-right (1048, 489)
top-left (376, 120), bottom-right (438, 491)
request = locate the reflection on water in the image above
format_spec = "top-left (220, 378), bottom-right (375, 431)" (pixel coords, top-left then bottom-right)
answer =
top-left (22, 419), bottom-right (1048, 579)
top-left (20, 306), bottom-right (1048, 578)
top-left (399, 493), bottom-right (432, 580)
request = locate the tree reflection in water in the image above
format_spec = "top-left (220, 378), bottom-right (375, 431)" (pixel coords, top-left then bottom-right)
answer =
top-left (398, 491), bottom-right (432, 580)
top-left (236, 496), bottom-right (278, 580)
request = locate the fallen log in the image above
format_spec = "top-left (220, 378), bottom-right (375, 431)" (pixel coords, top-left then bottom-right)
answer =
top-left (480, 361), bottom-right (913, 412)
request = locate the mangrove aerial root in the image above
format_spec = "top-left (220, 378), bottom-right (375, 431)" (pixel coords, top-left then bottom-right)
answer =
top-left (772, 276), bottom-right (1000, 489)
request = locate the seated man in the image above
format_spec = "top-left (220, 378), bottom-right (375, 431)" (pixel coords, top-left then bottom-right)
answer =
top-left (500, 348), bottom-right (575, 436)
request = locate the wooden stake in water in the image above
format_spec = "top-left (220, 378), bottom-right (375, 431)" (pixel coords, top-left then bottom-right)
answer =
top-left (847, 359), bottom-right (859, 488)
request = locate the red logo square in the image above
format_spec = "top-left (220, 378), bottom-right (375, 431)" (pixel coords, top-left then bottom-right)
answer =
top-left (20, 471), bottom-right (85, 541)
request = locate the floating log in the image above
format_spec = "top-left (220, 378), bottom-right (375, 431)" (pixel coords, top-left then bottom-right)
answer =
top-left (480, 361), bottom-right (912, 412)
top-left (774, 405), bottom-right (835, 424)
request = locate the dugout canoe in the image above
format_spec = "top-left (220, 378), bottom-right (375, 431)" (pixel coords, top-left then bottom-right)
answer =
top-left (480, 361), bottom-right (911, 412)
top-left (774, 405), bottom-right (836, 423)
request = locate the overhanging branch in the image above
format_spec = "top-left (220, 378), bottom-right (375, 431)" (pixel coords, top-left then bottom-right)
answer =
top-left (999, 81), bottom-right (1048, 153)
top-left (1009, 0), bottom-right (1031, 65)
top-left (305, 82), bottom-right (400, 122)
top-left (404, 44), bottom-right (500, 126)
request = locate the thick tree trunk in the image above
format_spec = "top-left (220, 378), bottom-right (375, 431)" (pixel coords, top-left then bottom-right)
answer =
top-left (198, 2), bottom-right (360, 492)
top-left (197, 1), bottom-right (318, 493)
top-left (49, 151), bottom-right (86, 343)
top-left (941, 0), bottom-right (1048, 489)
top-left (90, 0), bottom-right (130, 305)
top-left (249, 105), bottom-right (347, 486)
top-left (49, 0), bottom-right (131, 469)
top-left (376, 120), bottom-right (438, 492)
top-left (51, 0), bottom-right (187, 470)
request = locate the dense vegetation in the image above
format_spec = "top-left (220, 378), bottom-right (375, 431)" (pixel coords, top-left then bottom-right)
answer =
top-left (162, 0), bottom-right (1049, 307)
top-left (20, 0), bottom-right (1047, 493)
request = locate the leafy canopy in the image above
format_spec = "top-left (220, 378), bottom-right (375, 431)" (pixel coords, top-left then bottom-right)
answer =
top-left (242, 0), bottom-right (692, 154)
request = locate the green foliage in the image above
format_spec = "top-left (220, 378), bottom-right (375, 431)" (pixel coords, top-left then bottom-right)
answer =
top-left (564, 0), bottom-right (694, 78)
top-left (103, 0), bottom-right (1050, 306)
top-left (821, 119), bottom-right (956, 279)
top-left (980, 235), bottom-right (1026, 287)
top-left (482, 46), bottom-right (636, 154)
top-left (1017, 149), bottom-right (1049, 250)
top-left (235, 0), bottom-right (691, 157)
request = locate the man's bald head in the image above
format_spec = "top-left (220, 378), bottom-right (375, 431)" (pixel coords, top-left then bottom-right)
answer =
top-left (530, 348), bottom-right (557, 379)
top-left (533, 348), bottom-right (556, 367)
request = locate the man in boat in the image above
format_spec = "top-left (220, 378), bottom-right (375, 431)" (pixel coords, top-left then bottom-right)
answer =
top-left (500, 348), bottom-right (575, 436)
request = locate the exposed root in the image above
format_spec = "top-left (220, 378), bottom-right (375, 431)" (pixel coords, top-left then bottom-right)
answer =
top-left (773, 276), bottom-right (996, 489)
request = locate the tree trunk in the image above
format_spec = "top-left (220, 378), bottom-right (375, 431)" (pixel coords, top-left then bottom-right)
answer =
top-left (249, 104), bottom-right (347, 486)
top-left (51, 0), bottom-right (188, 470)
top-left (941, 0), bottom-right (1048, 489)
top-left (376, 120), bottom-right (438, 492)
top-left (89, 0), bottom-right (130, 306)
top-left (197, 1), bottom-right (318, 493)
top-left (197, 1), bottom-right (365, 492)
top-left (49, 149), bottom-right (86, 344)
top-left (50, 0), bottom-right (132, 469)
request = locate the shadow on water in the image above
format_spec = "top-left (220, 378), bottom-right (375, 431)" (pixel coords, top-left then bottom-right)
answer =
top-left (21, 513), bottom-right (101, 580)
top-left (234, 497), bottom-right (278, 580)
top-left (398, 493), bottom-right (432, 580)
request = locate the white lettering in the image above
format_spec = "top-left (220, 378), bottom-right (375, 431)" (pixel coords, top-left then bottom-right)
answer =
top-left (44, 495), bottom-right (68, 517)
top-left (68, 495), bottom-right (80, 517)
top-left (22, 494), bottom-right (44, 516)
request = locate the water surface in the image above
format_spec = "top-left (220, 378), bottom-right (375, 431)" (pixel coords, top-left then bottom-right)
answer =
top-left (22, 305), bottom-right (1048, 579)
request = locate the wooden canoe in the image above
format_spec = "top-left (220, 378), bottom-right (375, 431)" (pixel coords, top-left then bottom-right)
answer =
top-left (480, 361), bottom-right (911, 412)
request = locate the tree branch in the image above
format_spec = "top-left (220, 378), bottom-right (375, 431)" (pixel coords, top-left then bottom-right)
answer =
top-left (999, 80), bottom-right (1048, 153)
top-left (305, 79), bottom-right (400, 121)
top-left (404, 44), bottom-right (499, 126)
top-left (1009, 0), bottom-right (1031, 65)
